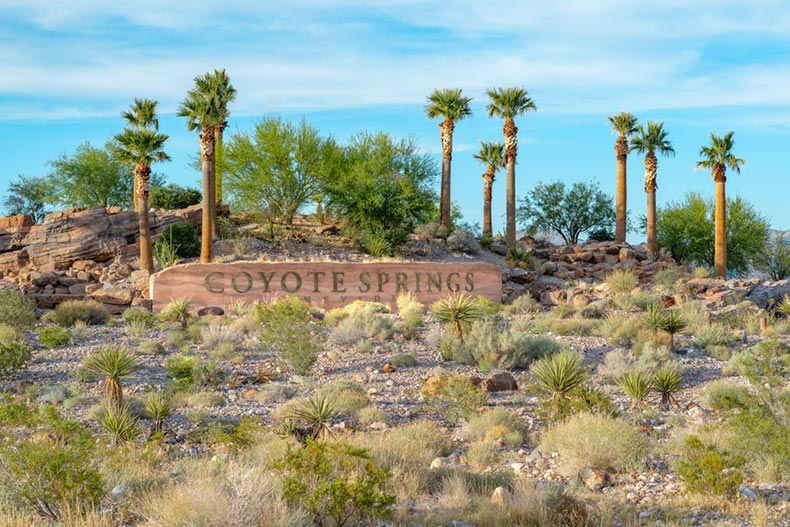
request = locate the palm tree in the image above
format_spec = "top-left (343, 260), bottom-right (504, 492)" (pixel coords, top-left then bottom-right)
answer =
top-left (193, 69), bottom-right (236, 239)
top-left (178, 78), bottom-right (224, 263)
top-left (425, 88), bottom-right (472, 230)
top-left (631, 120), bottom-right (675, 256)
top-left (473, 141), bottom-right (504, 238)
top-left (113, 127), bottom-right (170, 273)
top-left (607, 112), bottom-right (639, 243)
top-left (695, 131), bottom-right (745, 278)
top-left (486, 87), bottom-right (537, 249)
top-left (122, 98), bottom-right (160, 210)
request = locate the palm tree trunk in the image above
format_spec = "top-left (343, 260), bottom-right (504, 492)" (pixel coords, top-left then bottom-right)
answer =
top-left (439, 119), bottom-right (454, 230)
top-left (482, 171), bottom-right (494, 238)
top-left (645, 152), bottom-right (658, 256)
top-left (503, 117), bottom-right (518, 249)
top-left (200, 127), bottom-right (215, 264)
top-left (615, 136), bottom-right (628, 243)
top-left (714, 168), bottom-right (727, 278)
top-left (134, 164), bottom-right (154, 273)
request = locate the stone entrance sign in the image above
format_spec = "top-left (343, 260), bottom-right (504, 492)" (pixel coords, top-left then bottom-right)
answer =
top-left (150, 262), bottom-right (502, 313)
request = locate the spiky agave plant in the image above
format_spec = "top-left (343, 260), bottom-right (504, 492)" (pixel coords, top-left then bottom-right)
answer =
top-left (289, 395), bottom-right (338, 440)
top-left (660, 311), bottom-right (688, 352)
top-left (618, 370), bottom-right (652, 411)
top-left (432, 292), bottom-right (483, 341)
top-left (652, 366), bottom-right (683, 411)
top-left (144, 392), bottom-right (172, 437)
top-left (530, 350), bottom-right (585, 418)
top-left (160, 298), bottom-right (192, 329)
top-left (82, 346), bottom-right (141, 410)
top-left (97, 404), bottom-right (139, 447)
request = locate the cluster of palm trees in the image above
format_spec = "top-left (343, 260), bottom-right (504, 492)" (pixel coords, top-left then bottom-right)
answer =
top-left (113, 69), bottom-right (236, 273)
top-left (425, 87), bottom-right (536, 249)
top-left (426, 88), bottom-right (744, 279)
top-left (606, 112), bottom-right (744, 278)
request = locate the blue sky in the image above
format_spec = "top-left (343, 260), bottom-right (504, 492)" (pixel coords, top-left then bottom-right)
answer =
top-left (2, 1), bottom-right (789, 240)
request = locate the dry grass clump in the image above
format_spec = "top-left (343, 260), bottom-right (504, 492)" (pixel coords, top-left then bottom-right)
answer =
top-left (328, 301), bottom-right (393, 346)
top-left (599, 314), bottom-right (641, 347)
top-left (45, 299), bottom-right (110, 327)
top-left (396, 291), bottom-right (427, 326)
top-left (605, 269), bottom-right (638, 294)
top-left (460, 407), bottom-right (527, 448)
top-left (503, 294), bottom-right (543, 315)
top-left (540, 412), bottom-right (650, 476)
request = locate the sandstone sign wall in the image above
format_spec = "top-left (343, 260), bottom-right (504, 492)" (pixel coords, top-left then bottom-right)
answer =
top-left (150, 262), bottom-right (502, 312)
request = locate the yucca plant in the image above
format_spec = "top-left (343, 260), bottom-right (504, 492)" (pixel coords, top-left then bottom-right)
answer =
top-left (288, 395), bottom-right (338, 440)
top-left (432, 292), bottom-right (483, 340)
top-left (652, 366), bottom-right (683, 410)
top-left (82, 346), bottom-right (141, 409)
top-left (530, 350), bottom-right (585, 412)
top-left (774, 294), bottom-right (790, 319)
top-left (160, 298), bottom-right (192, 329)
top-left (97, 404), bottom-right (139, 447)
top-left (642, 305), bottom-right (687, 351)
top-left (618, 370), bottom-right (652, 411)
top-left (144, 392), bottom-right (172, 437)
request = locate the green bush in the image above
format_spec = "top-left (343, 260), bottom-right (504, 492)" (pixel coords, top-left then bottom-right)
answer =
top-left (258, 298), bottom-right (320, 376)
top-left (0, 332), bottom-right (31, 377)
top-left (276, 439), bottom-right (395, 527)
top-left (38, 326), bottom-right (72, 348)
top-left (727, 391), bottom-right (790, 481)
top-left (122, 306), bottom-right (156, 328)
top-left (676, 435), bottom-right (744, 496)
top-left (154, 221), bottom-right (200, 259)
top-left (45, 299), bottom-right (109, 327)
top-left (0, 288), bottom-right (37, 329)
top-left (149, 183), bottom-right (201, 210)
top-left (422, 374), bottom-right (488, 424)
top-left (0, 402), bottom-right (104, 518)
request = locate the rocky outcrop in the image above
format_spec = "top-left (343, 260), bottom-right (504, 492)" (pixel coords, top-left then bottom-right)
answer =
top-left (0, 205), bottom-right (206, 274)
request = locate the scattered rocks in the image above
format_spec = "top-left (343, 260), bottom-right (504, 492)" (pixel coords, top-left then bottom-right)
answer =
top-left (480, 371), bottom-right (518, 392)
top-left (579, 466), bottom-right (611, 491)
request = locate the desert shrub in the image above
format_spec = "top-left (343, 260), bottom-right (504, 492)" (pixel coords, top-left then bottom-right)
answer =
top-left (504, 246), bottom-right (543, 272)
top-left (138, 340), bottom-right (166, 355)
top-left (600, 314), bottom-right (641, 347)
top-left (538, 317), bottom-right (599, 336)
top-left (186, 391), bottom-right (226, 408)
top-left (446, 228), bottom-right (480, 254)
top-left (276, 439), bottom-right (395, 527)
top-left (330, 301), bottom-right (392, 346)
top-left (356, 406), bottom-right (387, 427)
top-left (632, 328), bottom-right (673, 357)
top-left (540, 412), bottom-right (649, 476)
top-left (149, 182), bottom-right (201, 210)
top-left (0, 402), bottom-right (104, 518)
top-left (727, 391), bottom-right (790, 482)
top-left (598, 349), bottom-right (636, 384)
top-left (256, 382), bottom-right (296, 404)
top-left (38, 325), bottom-right (72, 348)
top-left (605, 269), bottom-right (638, 294)
top-left (692, 324), bottom-right (730, 352)
top-left (499, 335), bottom-right (561, 370)
top-left (460, 407), bottom-right (527, 447)
top-left (676, 435), bottom-right (744, 496)
top-left (200, 324), bottom-right (242, 351)
top-left (46, 299), bottom-right (109, 327)
top-left (504, 294), bottom-right (542, 315)
top-left (703, 380), bottom-right (752, 411)
top-left (0, 328), bottom-right (32, 377)
top-left (122, 306), bottom-right (156, 328)
top-left (397, 292), bottom-right (426, 327)
top-left (165, 354), bottom-right (224, 390)
top-left (619, 370), bottom-right (652, 411)
top-left (390, 352), bottom-right (418, 368)
top-left (363, 233), bottom-right (392, 257)
top-left (154, 221), bottom-right (200, 259)
top-left (258, 298), bottom-right (320, 376)
top-left (453, 319), bottom-right (560, 370)
top-left (550, 302), bottom-right (575, 319)
top-left (579, 304), bottom-right (606, 319)
top-left (653, 267), bottom-right (687, 292)
top-left (422, 374), bottom-right (488, 424)
top-left (413, 221), bottom-right (449, 240)
top-left (316, 381), bottom-right (370, 419)
top-left (676, 299), bottom-right (711, 332)
top-left (634, 340), bottom-right (676, 372)
top-left (0, 288), bottom-right (37, 329)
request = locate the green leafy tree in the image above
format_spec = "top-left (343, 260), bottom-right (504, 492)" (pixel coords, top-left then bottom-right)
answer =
top-left (149, 183), bottom-right (201, 210)
top-left (695, 131), bottom-right (746, 278)
top-left (517, 180), bottom-right (615, 245)
top-left (473, 141), bottom-right (505, 238)
top-left (2, 175), bottom-right (53, 223)
top-left (223, 116), bottom-right (342, 227)
top-left (754, 233), bottom-right (790, 280)
top-left (656, 192), bottom-right (769, 276)
top-left (47, 141), bottom-right (134, 209)
top-left (425, 88), bottom-right (472, 230)
top-left (630, 120), bottom-right (675, 255)
top-left (326, 132), bottom-right (437, 247)
top-left (607, 112), bottom-right (639, 243)
top-left (486, 87), bottom-right (537, 249)
top-left (113, 99), bottom-right (170, 273)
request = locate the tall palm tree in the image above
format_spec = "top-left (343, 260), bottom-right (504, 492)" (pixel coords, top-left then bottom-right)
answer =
top-left (607, 112), bottom-right (639, 243)
top-left (425, 88), bottom-right (472, 230)
top-left (113, 128), bottom-right (170, 273)
top-left (630, 120), bottom-right (675, 256)
top-left (473, 141), bottom-right (505, 238)
top-left (178, 84), bottom-right (223, 263)
top-left (695, 131), bottom-right (745, 278)
top-left (123, 98), bottom-right (160, 210)
top-left (193, 69), bottom-right (236, 238)
top-left (486, 87), bottom-right (536, 249)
